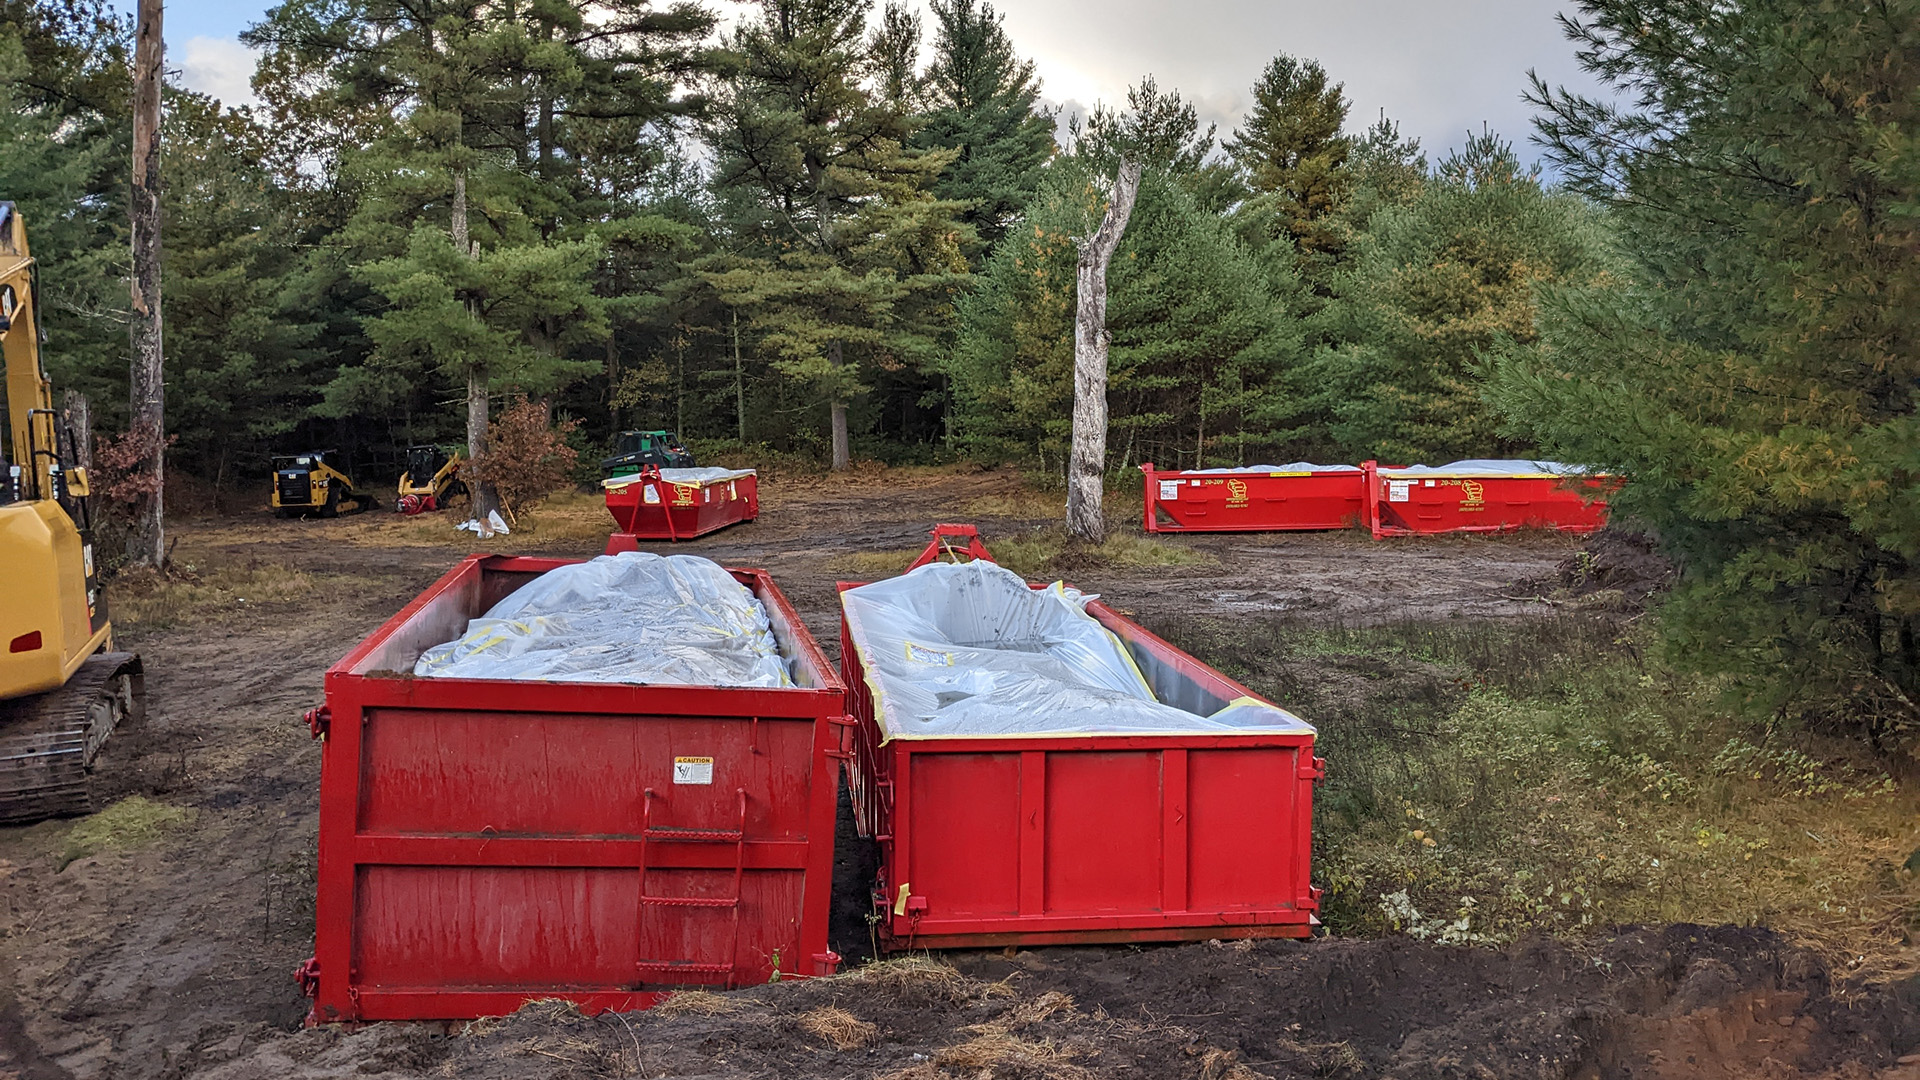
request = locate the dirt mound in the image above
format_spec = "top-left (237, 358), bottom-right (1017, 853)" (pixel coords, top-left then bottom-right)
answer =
top-left (192, 926), bottom-right (1920, 1080)
top-left (1510, 528), bottom-right (1676, 611)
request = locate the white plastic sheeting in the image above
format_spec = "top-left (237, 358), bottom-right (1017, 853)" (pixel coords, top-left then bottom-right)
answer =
top-left (1379, 459), bottom-right (1593, 477)
top-left (841, 559), bottom-right (1312, 738)
top-left (414, 552), bottom-right (790, 686)
top-left (1178, 462), bottom-right (1361, 474)
top-left (602, 467), bottom-right (756, 489)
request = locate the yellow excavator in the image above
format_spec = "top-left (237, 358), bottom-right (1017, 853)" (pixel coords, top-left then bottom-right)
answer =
top-left (0, 201), bottom-right (144, 824)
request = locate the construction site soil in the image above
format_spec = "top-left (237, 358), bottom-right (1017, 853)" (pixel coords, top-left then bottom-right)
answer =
top-left (0, 467), bottom-right (1913, 1079)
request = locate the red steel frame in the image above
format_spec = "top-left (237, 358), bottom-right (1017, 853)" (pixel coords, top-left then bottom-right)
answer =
top-left (304, 554), bottom-right (845, 1024)
top-left (838, 529), bottom-right (1323, 950)
top-left (1360, 460), bottom-right (1617, 538)
top-left (1140, 462), bottom-right (1365, 533)
top-left (605, 466), bottom-right (759, 549)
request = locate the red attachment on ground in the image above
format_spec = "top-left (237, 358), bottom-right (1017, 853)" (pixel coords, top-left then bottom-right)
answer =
top-left (1140, 463), bottom-right (1365, 533)
top-left (294, 956), bottom-right (321, 999)
top-left (905, 523), bottom-right (996, 570)
top-left (1360, 460), bottom-right (1617, 538)
top-left (308, 554), bottom-right (845, 1025)
top-left (837, 531), bottom-right (1322, 951)
top-left (603, 466), bottom-right (759, 550)
top-left (304, 705), bottom-right (330, 741)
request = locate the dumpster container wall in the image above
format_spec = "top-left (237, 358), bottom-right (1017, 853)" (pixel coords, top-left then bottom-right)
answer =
top-left (308, 554), bottom-right (844, 1024)
top-left (1141, 462), bottom-right (1365, 533)
top-left (605, 467), bottom-right (759, 548)
top-left (1361, 460), bottom-right (1615, 537)
top-left (840, 583), bottom-right (1322, 950)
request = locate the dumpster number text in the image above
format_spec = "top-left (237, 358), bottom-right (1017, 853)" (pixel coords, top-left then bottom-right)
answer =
top-left (673, 756), bottom-right (714, 784)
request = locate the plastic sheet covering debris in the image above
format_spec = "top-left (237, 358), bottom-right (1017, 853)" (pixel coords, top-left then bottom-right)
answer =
top-left (601, 467), bottom-right (755, 488)
top-left (841, 560), bottom-right (1311, 738)
top-left (1379, 459), bottom-right (1592, 477)
top-left (1182, 462), bottom-right (1362, 474)
top-left (414, 551), bottom-right (790, 686)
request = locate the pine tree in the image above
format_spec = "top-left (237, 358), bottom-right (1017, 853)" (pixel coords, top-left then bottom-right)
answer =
top-left (951, 154), bottom-right (1304, 472)
top-left (1489, 0), bottom-right (1920, 740)
top-left (914, 0), bottom-right (1056, 251)
top-left (1225, 54), bottom-right (1350, 259)
top-left (704, 0), bottom-right (970, 469)
top-left (1308, 130), bottom-right (1611, 464)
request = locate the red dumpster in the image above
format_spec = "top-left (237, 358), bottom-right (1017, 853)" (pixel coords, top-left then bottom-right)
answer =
top-left (304, 553), bottom-right (845, 1024)
top-left (1361, 459), bottom-right (1616, 538)
top-left (604, 466), bottom-right (759, 550)
top-left (838, 526), bottom-right (1322, 950)
top-left (1141, 462), bottom-right (1365, 533)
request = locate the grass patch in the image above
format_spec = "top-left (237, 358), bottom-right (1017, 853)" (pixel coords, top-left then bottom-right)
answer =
top-left (832, 530), bottom-right (1213, 581)
top-left (1161, 614), bottom-right (1920, 973)
top-left (62, 796), bottom-right (192, 866)
top-left (111, 559), bottom-right (369, 628)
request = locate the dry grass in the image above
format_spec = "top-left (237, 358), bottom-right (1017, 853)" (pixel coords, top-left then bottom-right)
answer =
top-left (932, 1032), bottom-right (1091, 1079)
top-left (797, 1006), bottom-right (878, 1050)
top-left (62, 796), bottom-right (193, 866)
top-left (650, 989), bottom-right (751, 1018)
top-left (975, 990), bottom-right (1075, 1033)
top-left (111, 561), bottom-right (373, 628)
top-left (829, 530), bottom-right (1213, 581)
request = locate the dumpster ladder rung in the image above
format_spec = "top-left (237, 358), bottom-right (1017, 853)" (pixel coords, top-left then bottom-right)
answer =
top-left (636, 786), bottom-right (750, 988)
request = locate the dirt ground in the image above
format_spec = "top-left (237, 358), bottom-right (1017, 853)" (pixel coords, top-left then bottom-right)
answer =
top-left (0, 467), bottom-right (1913, 1079)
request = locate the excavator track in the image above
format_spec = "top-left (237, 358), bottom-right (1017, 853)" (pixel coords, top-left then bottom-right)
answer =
top-left (0, 652), bottom-right (143, 825)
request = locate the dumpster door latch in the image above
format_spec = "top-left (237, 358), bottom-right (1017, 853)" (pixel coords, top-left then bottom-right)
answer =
top-left (294, 956), bottom-right (320, 998)
top-left (1299, 755), bottom-right (1326, 781)
top-left (305, 705), bottom-right (332, 741)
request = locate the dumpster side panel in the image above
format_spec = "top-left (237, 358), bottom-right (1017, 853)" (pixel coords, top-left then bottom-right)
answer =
top-left (311, 555), bottom-right (841, 1024)
top-left (843, 586), bottom-right (1320, 950)
top-left (904, 752), bottom-right (1022, 917)
top-left (1141, 465), bottom-right (1364, 533)
top-left (1043, 751), bottom-right (1162, 913)
top-left (605, 473), bottom-right (759, 548)
top-left (1366, 466), bottom-right (1615, 536)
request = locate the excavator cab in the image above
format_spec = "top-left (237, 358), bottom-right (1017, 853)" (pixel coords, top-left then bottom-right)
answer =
top-left (602, 429), bottom-right (694, 480)
top-left (271, 449), bottom-right (372, 518)
top-left (0, 200), bottom-right (145, 823)
top-left (395, 444), bottom-right (466, 514)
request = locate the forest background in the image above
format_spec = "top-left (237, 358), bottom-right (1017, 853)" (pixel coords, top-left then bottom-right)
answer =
top-left (2, 0), bottom-right (1917, 743)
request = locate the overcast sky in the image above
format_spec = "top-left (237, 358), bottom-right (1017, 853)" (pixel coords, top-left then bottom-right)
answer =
top-left (130, 0), bottom-right (1603, 165)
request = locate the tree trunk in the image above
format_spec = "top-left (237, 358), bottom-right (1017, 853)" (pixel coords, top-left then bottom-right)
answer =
top-left (828, 339), bottom-right (850, 471)
top-left (452, 164), bottom-right (497, 519)
top-left (732, 310), bottom-right (745, 444)
top-left (61, 390), bottom-right (91, 471)
top-left (128, 0), bottom-right (165, 567)
top-left (1066, 160), bottom-right (1142, 544)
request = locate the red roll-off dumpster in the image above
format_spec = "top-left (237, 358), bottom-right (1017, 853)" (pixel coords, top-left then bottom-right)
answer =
top-left (838, 527), bottom-right (1323, 951)
top-left (304, 553), bottom-right (844, 1024)
top-left (1361, 459), bottom-right (1616, 538)
top-left (604, 466), bottom-right (759, 550)
top-left (1141, 462), bottom-right (1365, 533)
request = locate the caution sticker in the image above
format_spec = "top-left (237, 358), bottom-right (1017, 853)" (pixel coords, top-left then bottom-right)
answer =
top-left (643, 485), bottom-right (663, 504)
top-left (1388, 480), bottom-right (1412, 503)
top-left (673, 757), bottom-right (714, 785)
top-left (1158, 480), bottom-right (1181, 501)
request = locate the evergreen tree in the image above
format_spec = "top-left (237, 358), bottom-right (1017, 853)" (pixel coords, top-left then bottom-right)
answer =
top-left (1308, 130), bottom-right (1611, 463)
top-left (1225, 53), bottom-right (1350, 259)
top-left (914, 0), bottom-right (1056, 250)
top-left (1490, 0), bottom-right (1920, 739)
top-left (704, 0), bottom-right (969, 468)
top-left (0, 22), bottom-right (128, 425)
top-left (951, 155), bottom-right (1305, 471)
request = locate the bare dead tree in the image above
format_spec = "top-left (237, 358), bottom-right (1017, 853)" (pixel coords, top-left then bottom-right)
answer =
top-left (1066, 159), bottom-right (1142, 544)
top-left (128, 0), bottom-right (164, 566)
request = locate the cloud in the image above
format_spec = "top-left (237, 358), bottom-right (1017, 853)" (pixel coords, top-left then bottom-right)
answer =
top-left (177, 35), bottom-right (261, 109)
top-left (993, 0), bottom-right (1605, 164)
